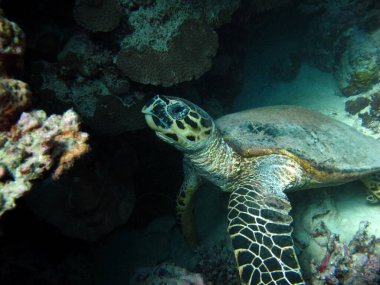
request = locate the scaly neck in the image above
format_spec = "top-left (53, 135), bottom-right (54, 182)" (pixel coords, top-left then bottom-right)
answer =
top-left (184, 129), bottom-right (242, 191)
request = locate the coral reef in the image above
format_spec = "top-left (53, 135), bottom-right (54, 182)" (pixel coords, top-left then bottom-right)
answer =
top-left (0, 10), bottom-right (89, 217)
top-left (302, 0), bottom-right (380, 97)
top-left (130, 263), bottom-right (205, 285)
top-left (334, 28), bottom-right (380, 97)
top-left (358, 89), bottom-right (380, 132)
top-left (310, 221), bottom-right (380, 285)
top-left (32, 0), bottom-right (242, 136)
top-left (249, 0), bottom-right (291, 13)
top-left (0, 14), bottom-right (31, 131)
top-left (194, 238), bottom-right (240, 285)
top-left (116, 20), bottom-right (218, 87)
top-left (345, 96), bottom-right (370, 115)
top-left (25, 145), bottom-right (136, 241)
top-left (73, 0), bottom-right (122, 32)
top-left (0, 14), bottom-right (25, 76)
top-left (0, 79), bottom-right (31, 131)
top-left (116, 0), bottom-right (240, 86)
top-left (32, 33), bottom-right (146, 135)
top-left (0, 109), bottom-right (89, 217)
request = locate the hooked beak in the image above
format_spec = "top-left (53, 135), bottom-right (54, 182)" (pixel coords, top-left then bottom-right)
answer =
top-left (141, 95), bottom-right (165, 131)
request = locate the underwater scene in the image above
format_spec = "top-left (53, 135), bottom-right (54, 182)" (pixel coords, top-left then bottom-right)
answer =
top-left (1, 0), bottom-right (380, 284)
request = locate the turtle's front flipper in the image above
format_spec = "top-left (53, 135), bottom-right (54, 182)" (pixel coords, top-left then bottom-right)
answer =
top-left (177, 159), bottom-right (201, 248)
top-left (228, 155), bottom-right (306, 285)
top-left (361, 173), bottom-right (380, 203)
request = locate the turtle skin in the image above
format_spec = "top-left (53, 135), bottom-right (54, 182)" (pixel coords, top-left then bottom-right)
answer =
top-left (143, 96), bottom-right (380, 285)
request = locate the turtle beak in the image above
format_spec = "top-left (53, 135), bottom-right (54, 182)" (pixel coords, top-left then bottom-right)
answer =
top-left (141, 95), bottom-right (158, 115)
top-left (141, 95), bottom-right (167, 131)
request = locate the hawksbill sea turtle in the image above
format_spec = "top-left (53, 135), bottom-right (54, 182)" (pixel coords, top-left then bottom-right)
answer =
top-left (142, 95), bottom-right (380, 285)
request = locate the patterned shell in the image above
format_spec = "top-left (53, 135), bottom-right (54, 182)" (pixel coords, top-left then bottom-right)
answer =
top-left (216, 105), bottom-right (380, 175)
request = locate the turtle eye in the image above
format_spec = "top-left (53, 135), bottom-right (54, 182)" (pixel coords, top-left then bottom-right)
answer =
top-left (168, 103), bottom-right (189, 120)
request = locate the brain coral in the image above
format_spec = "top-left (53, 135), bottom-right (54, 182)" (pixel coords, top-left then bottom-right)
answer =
top-left (73, 0), bottom-right (122, 32)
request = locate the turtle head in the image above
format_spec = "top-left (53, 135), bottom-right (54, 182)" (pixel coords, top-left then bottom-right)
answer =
top-left (142, 95), bottom-right (214, 151)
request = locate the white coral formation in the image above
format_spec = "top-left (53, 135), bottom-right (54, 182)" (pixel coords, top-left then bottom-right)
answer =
top-left (0, 109), bottom-right (90, 217)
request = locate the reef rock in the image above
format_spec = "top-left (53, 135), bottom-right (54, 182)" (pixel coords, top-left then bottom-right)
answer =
top-left (309, 222), bottom-right (380, 285)
top-left (116, 0), bottom-right (240, 86)
top-left (0, 14), bottom-right (30, 131)
top-left (116, 20), bottom-right (218, 87)
top-left (0, 110), bottom-right (90, 217)
top-left (302, 0), bottom-right (380, 96)
top-left (32, 33), bottom-right (146, 135)
top-left (73, 0), bottom-right (122, 32)
top-left (335, 27), bottom-right (380, 97)
top-left (291, 181), bottom-right (380, 283)
top-left (0, 14), bottom-right (25, 76)
top-left (0, 10), bottom-right (90, 217)
top-left (26, 145), bottom-right (136, 241)
top-left (0, 79), bottom-right (31, 131)
top-left (130, 263), bottom-right (205, 285)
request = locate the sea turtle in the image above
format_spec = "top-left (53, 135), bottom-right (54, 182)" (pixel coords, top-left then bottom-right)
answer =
top-left (142, 95), bottom-right (380, 285)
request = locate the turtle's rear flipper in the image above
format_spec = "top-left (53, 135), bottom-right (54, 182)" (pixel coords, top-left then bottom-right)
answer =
top-left (361, 173), bottom-right (380, 203)
top-left (228, 185), bottom-right (304, 285)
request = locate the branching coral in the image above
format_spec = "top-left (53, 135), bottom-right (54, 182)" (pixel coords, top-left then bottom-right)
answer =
top-left (0, 109), bottom-right (90, 217)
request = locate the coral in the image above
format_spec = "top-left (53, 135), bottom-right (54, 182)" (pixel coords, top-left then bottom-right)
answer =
top-left (357, 90), bottom-right (380, 132)
top-left (73, 0), bottom-right (122, 32)
top-left (249, 0), bottom-right (291, 13)
top-left (0, 109), bottom-right (90, 217)
top-left (310, 221), bottom-right (380, 285)
top-left (0, 14), bottom-right (30, 131)
top-left (32, 34), bottom-right (146, 135)
top-left (115, 0), bottom-right (240, 86)
top-left (116, 20), bottom-right (218, 87)
top-left (26, 145), bottom-right (136, 241)
top-left (129, 263), bottom-right (205, 285)
top-left (335, 29), bottom-right (380, 97)
top-left (0, 79), bottom-right (31, 131)
top-left (0, 15), bottom-right (25, 76)
top-left (57, 33), bottom-right (112, 77)
top-left (345, 96), bottom-right (370, 115)
top-left (194, 238), bottom-right (240, 285)
top-left (301, 1), bottom-right (380, 96)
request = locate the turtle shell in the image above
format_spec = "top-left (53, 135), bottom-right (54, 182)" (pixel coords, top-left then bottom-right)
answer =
top-left (216, 105), bottom-right (380, 178)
